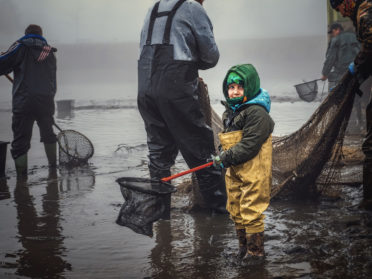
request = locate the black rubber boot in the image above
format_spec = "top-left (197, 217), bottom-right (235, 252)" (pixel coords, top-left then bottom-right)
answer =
top-left (149, 163), bottom-right (171, 181)
top-left (197, 169), bottom-right (227, 214)
top-left (44, 142), bottom-right (57, 168)
top-left (14, 153), bottom-right (27, 178)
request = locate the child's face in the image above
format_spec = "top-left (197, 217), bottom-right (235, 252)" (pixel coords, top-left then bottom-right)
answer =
top-left (228, 83), bottom-right (244, 99)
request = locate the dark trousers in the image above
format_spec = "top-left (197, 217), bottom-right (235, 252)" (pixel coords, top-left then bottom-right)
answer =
top-left (11, 112), bottom-right (56, 159)
top-left (363, 94), bottom-right (372, 200)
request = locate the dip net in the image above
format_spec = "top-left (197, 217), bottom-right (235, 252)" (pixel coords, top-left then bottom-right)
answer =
top-left (271, 72), bottom-right (359, 199)
top-left (116, 177), bottom-right (176, 237)
top-left (294, 79), bottom-right (320, 102)
top-left (57, 129), bottom-right (94, 167)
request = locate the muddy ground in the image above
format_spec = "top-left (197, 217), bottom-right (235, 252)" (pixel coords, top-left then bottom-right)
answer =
top-left (0, 103), bottom-right (371, 278)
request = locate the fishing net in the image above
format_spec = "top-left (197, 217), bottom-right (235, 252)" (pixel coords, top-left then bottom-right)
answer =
top-left (173, 72), bottom-right (360, 209)
top-left (271, 72), bottom-right (359, 199)
top-left (116, 177), bottom-right (176, 237)
top-left (57, 129), bottom-right (94, 167)
top-left (294, 79), bottom-right (320, 102)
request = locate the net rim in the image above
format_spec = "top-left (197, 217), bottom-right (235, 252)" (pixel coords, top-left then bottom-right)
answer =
top-left (116, 177), bottom-right (177, 195)
top-left (294, 80), bottom-right (319, 102)
top-left (57, 129), bottom-right (94, 161)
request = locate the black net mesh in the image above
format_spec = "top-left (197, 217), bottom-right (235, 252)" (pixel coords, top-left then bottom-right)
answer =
top-left (271, 72), bottom-right (358, 199)
top-left (295, 79), bottom-right (319, 102)
top-left (57, 130), bottom-right (94, 166)
top-left (116, 178), bottom-right (176, 237)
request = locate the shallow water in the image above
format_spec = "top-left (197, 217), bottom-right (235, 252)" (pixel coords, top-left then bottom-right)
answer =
top-left (0, 35), bottom-right (367, 278)
top-left (0, 101), bottom-right (371, 278)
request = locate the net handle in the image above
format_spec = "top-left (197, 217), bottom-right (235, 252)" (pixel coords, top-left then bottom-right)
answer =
top-left (53, 122), bottom-right (63, 132)
top-left (54, 122), bottom-right (75, 160)
top-left (161, 162), bottom-right (213, 182)
top-left (302, 78), bottom-right (322, 83)
top-left (5, 74), bottom-right (13, 83)
top-left (319, 80), bottom-right (326, 100)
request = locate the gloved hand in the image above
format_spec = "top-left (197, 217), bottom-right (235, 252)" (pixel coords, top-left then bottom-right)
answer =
top-left (211, 153), bottom-right (224, 169)
top-left (348, 62), bottom-right (365, 96)
top-left (348, 62), bottom-right (356, 75)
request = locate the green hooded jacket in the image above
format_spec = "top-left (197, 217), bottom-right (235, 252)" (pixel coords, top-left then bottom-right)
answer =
top-left (220, 64), bottom-right (275, 167)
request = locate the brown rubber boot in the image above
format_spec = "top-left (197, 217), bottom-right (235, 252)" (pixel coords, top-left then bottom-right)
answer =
top-left (245, 232), bottom-right (265, 258)
top-left (236, 228), bottom-right (247, 260)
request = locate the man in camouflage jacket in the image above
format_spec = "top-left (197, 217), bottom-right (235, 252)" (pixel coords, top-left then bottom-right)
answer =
top-left (330, 0), bottom-right (372, 209)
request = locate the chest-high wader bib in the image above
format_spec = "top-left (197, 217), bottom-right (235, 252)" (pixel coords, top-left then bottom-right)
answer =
top-left (137, 0), bottom-right (226, 211)
top-left (219, 130), bottom-right (272, 233)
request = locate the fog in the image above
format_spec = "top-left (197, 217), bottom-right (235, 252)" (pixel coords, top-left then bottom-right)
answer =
top-left (0, 0), bottom-right (326, 43)
top-left (0, 0), bottom-right (328, 105)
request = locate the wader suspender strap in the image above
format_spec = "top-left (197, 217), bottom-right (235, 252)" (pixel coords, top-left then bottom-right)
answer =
top-left (146, 2), bottom-right (160, 45)
top-left (145, 0), bottom-right (187, 46)
top-left (163, 0), bottom-right (186, 44)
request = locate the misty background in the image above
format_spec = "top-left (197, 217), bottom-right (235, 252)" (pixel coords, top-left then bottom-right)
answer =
top-left (0, 0), bottom-right (328, 108)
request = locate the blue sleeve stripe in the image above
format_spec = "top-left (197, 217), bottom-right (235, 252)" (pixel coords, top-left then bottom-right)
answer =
top-left (0, 42), bottom-right (21, 61)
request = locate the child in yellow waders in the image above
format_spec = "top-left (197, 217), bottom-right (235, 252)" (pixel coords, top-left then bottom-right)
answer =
top-left (212, 64), bottom-right (275, 259)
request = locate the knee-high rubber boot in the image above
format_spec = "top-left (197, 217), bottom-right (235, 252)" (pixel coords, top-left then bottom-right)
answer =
top-left (14, 153), bottom-right (27, 177)
top-left (44, 143), bottom-right (57, 168)
top-left (236, 228), bottom-right (247, 260)
top-left (196, 169), bottom-right (227, 214)
top-left (149, 163), bottom-right (171, 181)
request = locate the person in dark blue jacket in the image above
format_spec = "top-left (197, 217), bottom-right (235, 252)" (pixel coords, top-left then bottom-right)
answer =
top-left (0, 24), bottom-right (57, 177)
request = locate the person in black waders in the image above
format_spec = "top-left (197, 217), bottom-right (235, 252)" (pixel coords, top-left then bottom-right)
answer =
top-left (138, 0), bottom-right (227, 213)
top-left (0, 24), bottom-right (57, 178)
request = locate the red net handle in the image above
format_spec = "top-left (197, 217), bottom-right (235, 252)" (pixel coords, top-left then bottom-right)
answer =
top-left (161, 162), bottom-right (213, 182)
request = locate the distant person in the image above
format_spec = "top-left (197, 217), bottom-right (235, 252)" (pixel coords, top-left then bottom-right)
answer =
top-left (321, 22), bottom-right (360, 92)
top-left (0, 24), bottom-right (57, 177)
top-left (137, 0), bottom-right (227, 213)
top-left (322, 22), bottom-right (362, 130)
top-left (330, 0), bottom-right (372, 209)
top-left (213, 64), bottom-right (275, 260)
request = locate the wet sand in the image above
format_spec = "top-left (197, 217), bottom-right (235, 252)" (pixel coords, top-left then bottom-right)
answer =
top-left (0, 102), bottom-right (371, 278)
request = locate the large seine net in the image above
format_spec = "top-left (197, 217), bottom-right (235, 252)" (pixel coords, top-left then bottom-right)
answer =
top-left (57, 129), bottom-right (94, 166)
top-left (271, 72), bottom-right (358, 199)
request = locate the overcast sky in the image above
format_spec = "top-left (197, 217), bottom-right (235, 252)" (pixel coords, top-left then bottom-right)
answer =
top-left (0, 0), bottom-right (327, 44)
